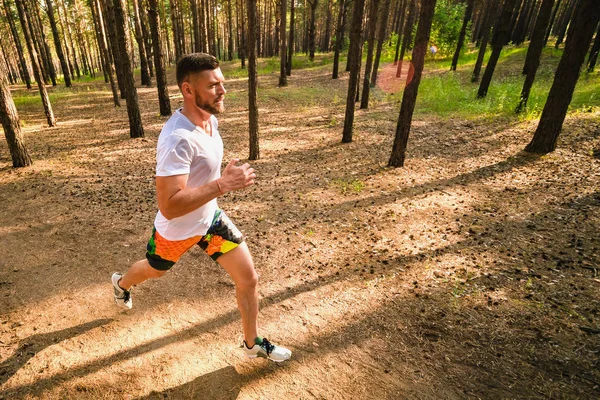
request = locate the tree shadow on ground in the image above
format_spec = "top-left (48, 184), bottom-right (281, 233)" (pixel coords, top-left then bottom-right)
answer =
top-left (138, 366), bottom-right (241, 400)
top-left (0, 319), bottom-right (112, 387)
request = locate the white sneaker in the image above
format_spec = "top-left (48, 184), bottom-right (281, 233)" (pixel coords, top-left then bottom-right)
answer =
top-left (111, 272), bottom-right (132, 309)
top-left (242, 338), bottom-right (291, 362)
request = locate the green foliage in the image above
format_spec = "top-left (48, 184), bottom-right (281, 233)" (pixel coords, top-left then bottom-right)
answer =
top-left (430, 0), bottom-right (468, 56)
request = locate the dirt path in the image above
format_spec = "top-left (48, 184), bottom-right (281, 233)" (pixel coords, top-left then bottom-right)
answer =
top-left (1, 60), bottom-right (599, 399)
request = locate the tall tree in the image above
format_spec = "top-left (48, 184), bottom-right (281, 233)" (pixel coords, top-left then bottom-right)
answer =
top-left (30, 0), bottom-right (57, 85)
top-left (14, 0), bottom-right (55, 126)
top-left (113, 0), bottom-right (144, 137)
top-left (138, 0), bottom-right (153, 77)
top-left (586, 22), bottom-right (600, 72)
top-left (369, 0), bottom-right (391, 87)
top-left (477, 0), bottom-right (519, 98)
top-left (332, 0), bottom-right (346, 79)
top-left (238, 0), bottom-right (246, 68)
top-left (3, 0), bottom-right (31, 89)
top-left (542, 0), bottom-right (562, 46)
top-left (472, 0), bottom-right (499, 82)
top-left (45, 0), bottom-right (72, 87)
top-left (553, 0), bottom-right (574, 49)
top-left (525, 0), bottom-right (600, 153)
top-left (396, 0), bottom-right (417, 78)
top-left (307, 0), bottom-right (318, 61)
top-left (132, 0), bottom-right (151, 86)
top-left (148, 0), bottom-right (170, 116)
top-left (393, 0), bottom-right (407, 65)
top-left (90, 0), bottom-right (120, 106)
top-left (360, 0), bottom-right (380, 109)
top-left (388, 0), bottom-right (437, 167)
top-left (451, 0), bottom-right (475, 71)
top-left (515, 0), bottom-right (554, 113)
top-left (341, 0), bottom-right (366, 143)
top-left (247, 0), bottom-right (259, 160)
top-left (286, 0), bottom-right (295, 75)
top-left (279, 0), bottom-right (287, 86)
top-left (102, 0), bottom-right (126, 98)
top-left (0, 65), bottom-right (32, 167)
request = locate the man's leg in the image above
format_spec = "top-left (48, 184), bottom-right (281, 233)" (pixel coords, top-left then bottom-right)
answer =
top-left (216, 242), bottom-right (259, 344)
top-left (119, 259), bottom-right (167, 291)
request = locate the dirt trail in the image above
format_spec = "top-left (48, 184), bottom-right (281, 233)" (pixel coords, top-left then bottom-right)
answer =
top-left (1, 60), bottom-right (599, 399)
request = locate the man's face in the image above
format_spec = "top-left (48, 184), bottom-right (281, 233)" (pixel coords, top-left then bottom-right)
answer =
top-left (187, 68), bottom-right (226, 115)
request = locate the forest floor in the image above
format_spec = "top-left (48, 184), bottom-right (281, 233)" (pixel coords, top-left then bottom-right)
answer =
top-left (1, 54), bottom-right (600, 399)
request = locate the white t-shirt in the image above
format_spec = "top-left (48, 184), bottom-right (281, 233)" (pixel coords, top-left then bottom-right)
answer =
top-left (153, 109), bottom-right (223, 240)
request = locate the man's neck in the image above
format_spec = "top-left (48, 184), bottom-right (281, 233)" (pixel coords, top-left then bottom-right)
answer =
top-left (180, 104), bottom-right (212, 133)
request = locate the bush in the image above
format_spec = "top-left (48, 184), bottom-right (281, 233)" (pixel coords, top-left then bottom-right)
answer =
top-left (430, 0), bottom-right (468, 56)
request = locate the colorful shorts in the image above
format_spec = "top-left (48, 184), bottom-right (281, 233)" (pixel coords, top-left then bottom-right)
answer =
top-left (145, 209), bottom-right (244, 271)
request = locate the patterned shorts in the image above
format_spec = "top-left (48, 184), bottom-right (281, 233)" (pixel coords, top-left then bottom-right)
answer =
top-left (145, 209), bottom-right (244, 271)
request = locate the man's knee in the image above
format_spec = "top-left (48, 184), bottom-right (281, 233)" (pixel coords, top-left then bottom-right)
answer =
top-left (237, 269), bottom-right (258, 290)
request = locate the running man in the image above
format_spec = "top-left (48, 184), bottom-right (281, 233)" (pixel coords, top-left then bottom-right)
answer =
top-left (111, 53), bottom-right (291, 362)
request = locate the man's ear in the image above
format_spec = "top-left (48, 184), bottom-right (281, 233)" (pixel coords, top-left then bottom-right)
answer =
top-left (181, 81), bottom-right (193, 98)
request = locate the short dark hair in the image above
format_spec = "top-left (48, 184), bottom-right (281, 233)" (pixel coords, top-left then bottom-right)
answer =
top-left (176, 53), bottom-right (220, 88)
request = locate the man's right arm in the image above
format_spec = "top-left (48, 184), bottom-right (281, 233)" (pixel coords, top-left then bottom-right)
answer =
top-left (156, 159), bottom-right (256, 220)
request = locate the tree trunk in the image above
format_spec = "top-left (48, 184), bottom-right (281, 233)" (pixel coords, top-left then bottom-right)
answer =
top-left (91, 0), bottom-right (120, 106)
top-left (322, 0), bottom-right (332, 51)
top-left (525, 0), bottom-right (600, 153)
top-left (287, 0), bottom-right (295, 75)
top-left (332, 0), bottom-right (346, 78)
top-left (113, 0), bottom-right (144, 137)
top-left (396, 0), bottom-right (417, 78)
top-left (472, 0), bottom-right (499, 81)
top-left (477, 0), bottom-right (519, 98)
top-left (279, 0), bottom-right (287, 86)
top-left (341, 0), bottom-right (366, 143)
top-left (30, 0), bottom-right (57, 85)
top-left (370, 0), bottom-right (391, 87)
top-left (247, 0), bottom-right (259, 160)
top-left (308, 0), bottom-right (318, 61)
top-left (45, 0), bottom-right (71, 87)
top-left (393, 0), bottom-right (406, 64)
top-left (132, 0), bottom-right (151, 86)
top-left (359, 0), bottom-right (380, 109)
top-left (543, 0), bottom-right (562, 46)
top-left (102, 0), bottom-right (126, 98)
top-left (238, 0), bottom-right (246, 68)
top-left (24, 0), bottom-right (50, 85)
top-left (586, 22), bottom-right (600, 72)
top-left (516, 0), bottom-right (554, 113)
top-left (58, 0), bottom-right (80, 79)
top-left (15, 0), bottom-right (55, 126)
top-left (451, 0), bottom-right (475, 71)
top-left (147, 0), bottom-right (171, 116)
top-left (388, 0), bottom-right (437, 167)
top-left (0, 66), bottom-right (32, 167)
top-left (554, 0), bottom-right (574, 48)
top-left (3, 0), bottom-right (32, 89)
top-left (227, 0), bottom-right (234, 60)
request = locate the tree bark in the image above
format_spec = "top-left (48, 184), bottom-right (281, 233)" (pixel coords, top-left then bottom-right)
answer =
top-left (3, 0), bottom-right (31, 89)
top-left (543, 0), bottom-right (562, 46)
top-left (360, 0), bottom-right (380, 109)
top-left (30, 0), bottom-right (57, 85)
top-left (247, 0), bottom-right (259, 160)
top-left (147, 0), bottom-right (171, 116)
top-left (238, 0), bottom-right (246, 68)
top-left (396, 0), bottom-right (417, 78)
top-left (45, 0), bottom-right (71, 87)
top-left (477, 0), bottom-right (519, 98)
top-left (332, 0), bottom-right (346, 78)
top-left (15, 0), bottom-right (55, 126)
top-left (586, 22), bottom-right (600, 72)
top-left (472, 0), bottom-right (499, 81)
top-left (102, 0), bottom-right (126, 98)
top-left (393, 0), bottom-right (406, 64)
top-left (227, 0), bottom-right (234, 60)
top-left (279, 0), bottom-right (287, 86)
top-left (370, 0), bottom-right (391, 87)
top-left (341, 0), bottom-right (366, 143)
top-left (287, 0), bottom-right (295, 75)
top-left (91, 0), bottom-right (120, 106)
top-left (308, 0), bottom-right (318, 61)
top-left (451, 0), bottom-right (475, 71)
top-left (553, 0), bottom-right (574, 49)
top-left (525, 0), bottom-right (600, 153)
top-left (516, 0), bottom-right (554, 113)
top-left (113, 0), bottom-right (144, 137)
top-left (388, 0), bottom-right (437, 167)
top-left (132, 0), bottom-right (151, 86)
top-left (322, 0), bottom-right (332, 51)
top-left (0, 66), bottom-right (32, 167)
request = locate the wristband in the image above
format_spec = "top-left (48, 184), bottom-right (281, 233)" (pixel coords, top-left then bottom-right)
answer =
top-left (216, 179), bottom-right (224, 194)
